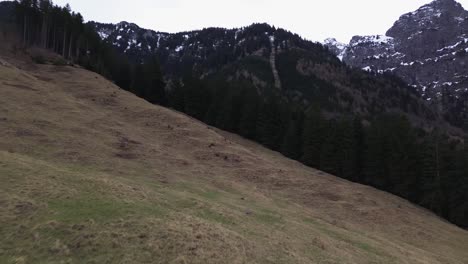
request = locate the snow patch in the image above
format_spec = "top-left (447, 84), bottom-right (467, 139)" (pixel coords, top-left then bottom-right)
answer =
top-left (437, 41), bottom-right (462, 52)
top-left (98, 31), bottom-right (109, 40)
top-left (350, 35), bottom-right (394, 47)
top-left (323, 38), bottom-right (347, 61)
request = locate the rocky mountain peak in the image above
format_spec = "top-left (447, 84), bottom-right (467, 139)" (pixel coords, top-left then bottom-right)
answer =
top-left (387, 0), bottom-right (467, 40)
top-left (325, 0), bottom-right (468, 128)
top-left (427, 0), bottom-right (464, 10)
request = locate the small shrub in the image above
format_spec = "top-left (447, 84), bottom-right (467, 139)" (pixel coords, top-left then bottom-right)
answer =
top-left (53, 58), bottom-right (67, 66)
top-left (31, 54), bottom-right (46, 64)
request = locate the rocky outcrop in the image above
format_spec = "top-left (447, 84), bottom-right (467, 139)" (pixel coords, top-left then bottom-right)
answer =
top-left (325, 0), bottom-right (468, 102)
top-left (323, 38), bottom-right (347, 60)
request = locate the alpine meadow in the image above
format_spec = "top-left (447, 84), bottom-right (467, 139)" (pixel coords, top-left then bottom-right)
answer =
top-left (0, 0), bottom-right (468, 263)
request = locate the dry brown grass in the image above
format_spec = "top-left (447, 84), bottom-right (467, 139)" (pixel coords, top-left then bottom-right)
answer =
top-left (0, 52), bottom-right (468, 264)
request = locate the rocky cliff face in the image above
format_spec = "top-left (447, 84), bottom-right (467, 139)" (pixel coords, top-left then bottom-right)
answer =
top-left (324, 0), bottom-right (468, 127)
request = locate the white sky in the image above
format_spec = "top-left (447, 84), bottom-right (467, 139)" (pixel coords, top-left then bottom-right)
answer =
top-left (9, 0), bottom-right (468, 43)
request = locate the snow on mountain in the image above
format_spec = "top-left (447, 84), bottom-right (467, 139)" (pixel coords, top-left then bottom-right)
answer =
top-left (89, 22), bottom-right (329, 80)
top-left (325, 0), bottom-right (468, 107)
top-left (323, 38), bottom-right (347, 60)
top-left (349, 35), bottom-right (394, 47)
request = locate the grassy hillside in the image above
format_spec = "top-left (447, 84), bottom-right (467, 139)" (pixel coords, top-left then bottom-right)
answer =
top-left (0, 54), bottom-right (468, 264)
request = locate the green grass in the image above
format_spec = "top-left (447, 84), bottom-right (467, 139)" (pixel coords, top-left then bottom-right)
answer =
top-left (252, 208), bottom-right (284, 225)
top-left (196, 208), bottom-right (235, 226)
top-left (198, 190), bottom-right (221, 200)
top-left (305, 218), bottom-right (394, 261)
top-left (48, 197), bottom-right (165, 223)
top-left (1, 61), bottom-right (467, 263)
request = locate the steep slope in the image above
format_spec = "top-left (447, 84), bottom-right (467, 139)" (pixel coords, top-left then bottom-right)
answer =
top-left (325, 0), bottom-right (468, 127)
top-left (1, 52), bottom-right (468, 263)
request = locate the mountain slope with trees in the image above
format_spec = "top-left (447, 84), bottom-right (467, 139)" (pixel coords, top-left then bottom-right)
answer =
top-left (90, 9), bottom-right (468, 227)
top-left (1, 42), bottom-right (468, 263)
top-left (91, 21), bottom-right (442, 122)
top-left (1, 0), bottom-right (467, 228)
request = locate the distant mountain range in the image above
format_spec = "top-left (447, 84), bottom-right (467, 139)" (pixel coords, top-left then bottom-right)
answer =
top-left (324, 0), bottom-right (468, 128)
top-left (89, 21), bottom-right (446, 130)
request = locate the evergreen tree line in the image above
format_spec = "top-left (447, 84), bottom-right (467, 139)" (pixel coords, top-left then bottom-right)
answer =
top-left (166, 79), bottom-right (468, 228)
top-left (16, 0), bottom-right (88, 60)
top-left (11, 1), bottom-right (467, 228)
top-left (13, 0), bottom-right (166, 100)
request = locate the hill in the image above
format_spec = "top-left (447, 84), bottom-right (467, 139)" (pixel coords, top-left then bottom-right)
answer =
top-left (88, 13), bottom-right (468, 229)
top-left (1, 49), bottom-right (468, 263)
top-left (1, 0), bottom-right (467, 232)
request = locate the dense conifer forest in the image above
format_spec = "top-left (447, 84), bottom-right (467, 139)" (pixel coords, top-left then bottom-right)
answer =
top-left (8, 0), bottom-right (468, 227)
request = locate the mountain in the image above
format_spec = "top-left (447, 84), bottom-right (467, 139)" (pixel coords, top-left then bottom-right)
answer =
top-left (1, 2), bottom-right (468, 261)
top-left (88, 21), bottom-right (330, 79)
top-left (90, 21), bottom-right (448, 129)
top-left (0, 0), bottom-right (455, 128)
top-left (324, 0), bottom-right (468, 128)
top-left (1, 48), bottom-right (468, 263)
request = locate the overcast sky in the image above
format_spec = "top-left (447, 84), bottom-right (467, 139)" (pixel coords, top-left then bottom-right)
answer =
top-left (12, 0), bottom-right (468, 43)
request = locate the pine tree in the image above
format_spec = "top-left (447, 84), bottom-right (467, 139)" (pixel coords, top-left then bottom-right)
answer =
top-left (183, 77), bottom-right (211, 120)
top-left (256, 98), bottom-right (283, 150)
top-left (301, 106), bottom-right (324, 168)
top-left (334, 119), bottom-right (358, 180)
top-left (419, 133), bottom-right (443, 215)
top-left (167, 81), bottom-right (186, 112)
top-left (238, 88), bottom-right (259, 140)
top-left (131, 63), bottom-right (146, 97)
top-left (363, 116), bottom-right (389, 188)
top-left (17, 0), bottom-right (33, 46)
top-left (204, 84), bottom-right (227, 127)
top-left (114, 58), bottom-right (132, 91)
top-left (143, 56), bottom-right (166, 105)
top-left (320, 121), bottom-right (338, 174)
top-left (280, 114), bottom-right (303, 160)
top-left (39, 0), bottom-right (52, 48)
top-left (351, 117), bottom-right (364, 182)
